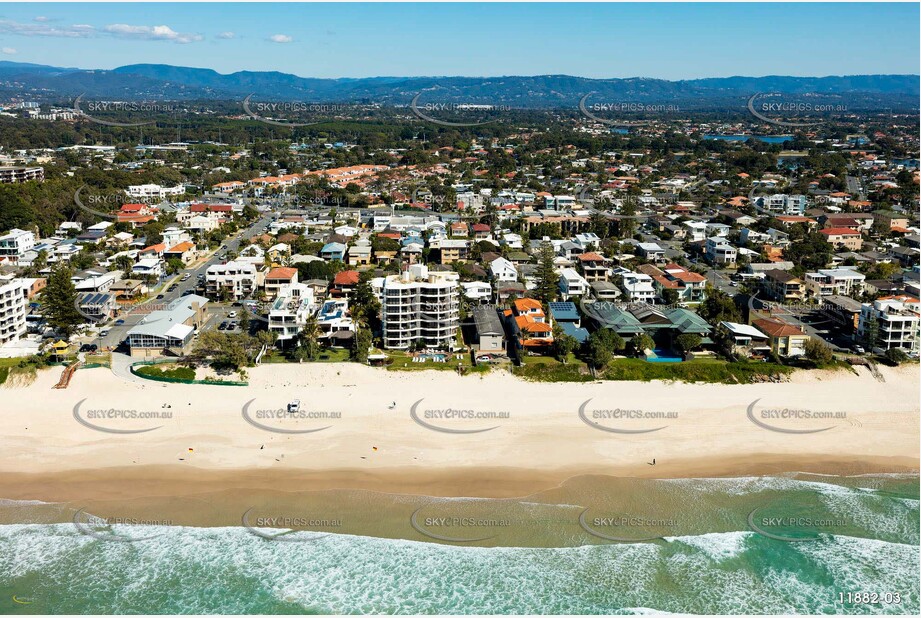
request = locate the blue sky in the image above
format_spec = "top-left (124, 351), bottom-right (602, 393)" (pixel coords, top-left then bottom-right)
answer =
top-left (0, 3), bottom-right (918, 79)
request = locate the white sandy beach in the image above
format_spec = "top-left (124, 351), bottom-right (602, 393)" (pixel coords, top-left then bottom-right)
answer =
top-left (1, 362), bottom-right (918, 488)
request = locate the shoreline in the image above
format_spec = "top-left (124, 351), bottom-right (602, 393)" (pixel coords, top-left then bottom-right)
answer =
top-left (1, 455), bottom-right (918, 505)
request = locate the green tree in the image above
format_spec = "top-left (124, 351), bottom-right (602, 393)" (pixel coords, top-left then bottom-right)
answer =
top-left (676, 333), bottom-right (702, 354)
top-left (631, 334), bottom-right (655, 356)
top-left (804, 338), bottom-right (833, 365)
top-left (884, 347), bottom-right (909, 365)
top-left (165, 258), bottom-right (184, 275)
top-left (662, 288), bottom-right (680, 306)
top-left (618, 196), bottom-right (637, 238)
top-left (43, 264), bottom-right (83, 336)
top-left (551, 324), bottom-right (578, 363)
top-left (534, 242), bottom-right (559, 303)
top-left (698, 288), bottom-right (741, 324)
top-left (292, 315), bottom-right (321, 361)
top-left (351, 327), bottom-right (372, 363)
top-left (861, 318), bottom-right (880, 351)
top-left (351, 271), bottom-right (381, 328)
top-left (584, 328), bottom-right (624, 369)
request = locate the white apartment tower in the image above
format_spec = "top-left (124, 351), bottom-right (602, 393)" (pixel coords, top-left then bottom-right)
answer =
top-left (381, 264), bottom-right (460, 350)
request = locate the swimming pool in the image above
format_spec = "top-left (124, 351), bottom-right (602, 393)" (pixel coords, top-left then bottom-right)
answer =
top-left (645, 348), bottom-right (683, 363)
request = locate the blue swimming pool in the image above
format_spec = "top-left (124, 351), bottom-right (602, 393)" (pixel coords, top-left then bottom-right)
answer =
top-left (645, 348), bottom-right (683, 363)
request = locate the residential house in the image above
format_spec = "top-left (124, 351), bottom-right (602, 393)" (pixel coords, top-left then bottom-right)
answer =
top-left (316, 299), bottom-right (356, 343)
top-left (132, 258), bottom-right (163, 281)
top-left (761, 270), bottom-right (804, 302)
top-left (78, 292), bottom-right (118, 321)
top-left (705, 236), bottom-right (737, 266)
top-left (164, 241), bottom-right (197, 265)
top-left (718, 321), bottom-right (771, 357)
top-left (320, 242), bottom-right (347, 261)
top-left (461, 281), bottom-right (492, 303)
top-left (752, 317), bottom-right (810, 357)
top-left (268, 283), bottom-right (315, 347)
top-left (489, 257), bottom-right (518, 282)
top-left (558, 268), bottom-right (589, 300)
top-left (820, 228), bottom-right (863, 251)
top-left (263, 267), bottom-right (299, 300)
top-left (509, 297), bottom-right (553, 351)
top-left (331, 270), bottom-right (360, 299)
top-left (0, 229), bottom-right (35, 263)
top-left (347, 240), bottom-right (373, 266)
top-left (472, 305), bottom-right (506, 353)
top-left (578, 252), bottom-right (610, 282)
top-left (548, 301), bottom-right (588, 343)
top-left (619, 272), bottom-right (656, 303)
top-left (637, 242), bottom-right (666, 263)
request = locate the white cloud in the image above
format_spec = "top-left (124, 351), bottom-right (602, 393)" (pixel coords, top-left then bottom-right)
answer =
top-left (103, 23), bottom-right (203, 44)
top-left (217, 31), bottom-right (235, 40)
top-left (33, 16), bottom-right (50, 23)
top-left (0, 19), bottom-right (95, 38)
top-left (1, 47), bottom-right (16, 55)
top-left (269, 34), bottom-right (292, 44)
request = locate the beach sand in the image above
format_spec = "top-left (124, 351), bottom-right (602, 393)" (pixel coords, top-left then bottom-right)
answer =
top-left (0, 361), bottom-right (917, 530)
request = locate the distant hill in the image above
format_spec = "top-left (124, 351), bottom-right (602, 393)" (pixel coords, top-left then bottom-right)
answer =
top-left (1, 61), bottom-right (917, 110)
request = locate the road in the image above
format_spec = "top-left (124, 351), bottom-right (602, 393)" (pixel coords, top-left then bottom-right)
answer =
top-left (95, 209), bottom-right (276, 349)
top-left (845, 175), bottom-right (866, 201)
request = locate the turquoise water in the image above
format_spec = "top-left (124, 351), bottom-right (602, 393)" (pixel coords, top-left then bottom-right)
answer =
top-left (1, 474), bottom-right (918, 614)
top-left (646, 348), bottom-right (683, 363)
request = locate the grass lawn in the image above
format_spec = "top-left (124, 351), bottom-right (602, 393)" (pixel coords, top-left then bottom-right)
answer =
top-left (513, 354), bottom-right (592, 381)
top-left (261, 348), bottom-right (352, 363)
top-left (512, 354), bottom-right (794, 384)
top-left (601, 357), bottom-right (793, 383)
top-left (386, 351), bottom-right (473, 372)
top-left (83, 353), bottom-right (111, 366)
top-left (135, 364), bottom-right (197, 381)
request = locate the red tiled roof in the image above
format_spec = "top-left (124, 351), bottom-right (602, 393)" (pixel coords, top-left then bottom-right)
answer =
top-left (753, 318), bottom-right (805, 338)
top-left (333, 270), bottom-right (360, 286)
top-left (266, 267), bottom-right (298, 281)
top-left (513, 298), bottom-right (543, 313)
top-left (166, 241), bottom-right (195, 253)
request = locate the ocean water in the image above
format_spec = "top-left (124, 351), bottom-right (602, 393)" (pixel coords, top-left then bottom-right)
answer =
top-left (1, 474), bottom-right (918, 614)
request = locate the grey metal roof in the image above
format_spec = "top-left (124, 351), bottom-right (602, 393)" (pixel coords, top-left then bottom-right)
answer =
top-left (472, 306), bottom-right (504, 336)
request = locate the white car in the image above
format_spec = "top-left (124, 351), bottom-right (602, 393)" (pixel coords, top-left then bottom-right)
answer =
top-left (228, 311), bottom-right (237, 318)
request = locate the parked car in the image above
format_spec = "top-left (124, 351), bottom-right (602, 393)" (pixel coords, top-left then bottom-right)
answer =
top-left (228, 311), bottom-right (237, 318)
top-left (218, 321), bottom-right (228, 331)
top-left (114, 319), bottom-right (125, 325)
top-left (99, 329), bottom-right (110, 337)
